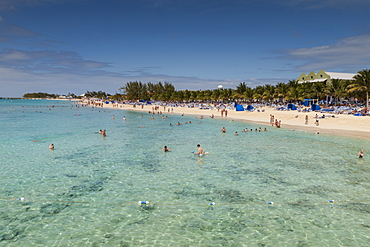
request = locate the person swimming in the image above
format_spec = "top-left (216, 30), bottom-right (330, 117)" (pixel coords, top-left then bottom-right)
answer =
top-left (163, 146), bottom-right (170, 152)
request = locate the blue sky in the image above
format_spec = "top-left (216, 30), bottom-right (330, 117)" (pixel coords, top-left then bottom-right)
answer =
top-left (1, 0), bottom-right (370, 97)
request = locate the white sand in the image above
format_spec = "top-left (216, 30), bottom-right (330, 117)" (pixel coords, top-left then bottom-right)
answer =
top-left (84, 101), bottom-right (370, 140)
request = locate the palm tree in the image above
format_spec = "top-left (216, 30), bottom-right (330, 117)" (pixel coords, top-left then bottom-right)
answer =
top-left (325, 79), bottom-right (348, 105)
top-left (311, 81), bottom-right (326, 102)
top-left (286, 86), bottom-right (303, 102)
top-left (235, 82), bottom-right (247, 95)
top-left (233, 82), bottom-right (247, 100)
top-left (243, 87), bottom-right (254, 102)
top-left (275, 82), bottom-right (289, 102)
top-left (347, 69), bottom-right (370, 108)
top-left (262, 84), bottom-right (275, 101)
top-left (209, 89), bottom-right (220, 101)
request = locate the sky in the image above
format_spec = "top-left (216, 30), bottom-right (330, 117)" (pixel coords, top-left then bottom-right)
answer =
top-left (0, 0), bottom-right (370, 97)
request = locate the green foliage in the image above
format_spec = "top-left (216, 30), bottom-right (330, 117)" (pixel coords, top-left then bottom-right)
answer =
top-left (348, 69), bottom-right (370, 107)
top-left (120, 81), bottom-right (175, 101)
top-left (115, 72), bottom-right (367, 103)
top-left (84, 91), bottom-right (110, 99)
top-left (23, 92), bottom-right (59, 98)
top-left (52, 68), bottom-right (367, 104)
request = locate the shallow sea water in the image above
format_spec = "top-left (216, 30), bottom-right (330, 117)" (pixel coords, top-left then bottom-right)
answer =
top-left (0, 99), bottom-right (370, 246)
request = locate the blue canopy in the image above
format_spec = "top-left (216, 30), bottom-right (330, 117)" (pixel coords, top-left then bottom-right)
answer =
top-left (246, 105), bottom-right (254, 111)
top-left (303, 99), bottom-right (313, 106)
top-left (287, 103), bottom-right (297, 110)
top-left (311, 104), bottom-right (321, 111)
top-left (235, 104), bottom-right (244, 111)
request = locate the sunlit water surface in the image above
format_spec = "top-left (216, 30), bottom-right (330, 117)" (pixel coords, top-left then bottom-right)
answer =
top-left (0, 99), bottom-right (369, 246)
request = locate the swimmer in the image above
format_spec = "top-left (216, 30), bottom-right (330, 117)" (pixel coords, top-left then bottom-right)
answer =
top-left (194, 144), bottom-right (209, 156)
top-left (235, 131), bottom-right (239, 136)
top-left (358, 150), bottom-right (365, 158)
top-left (163, 146), bottom-right (170, 152)
top-left (102, 130), bottom-right (106, 137)
top-left (221, 127), bottom-right (226, 133)
top-left (49, 143), bottom-right (54, 150)
top-left (194, 144), bottom-right (204, 155)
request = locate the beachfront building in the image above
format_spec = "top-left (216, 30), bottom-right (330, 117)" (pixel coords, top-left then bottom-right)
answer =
top-left (297, 70), bottom-right (356, 84)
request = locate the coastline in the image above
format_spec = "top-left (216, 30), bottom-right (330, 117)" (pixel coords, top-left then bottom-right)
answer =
top-left (79, 100), bottom-right (370, 140)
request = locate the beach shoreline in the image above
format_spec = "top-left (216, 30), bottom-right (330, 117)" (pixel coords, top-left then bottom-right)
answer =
top-left (78, 100), bottom-right (370, 140)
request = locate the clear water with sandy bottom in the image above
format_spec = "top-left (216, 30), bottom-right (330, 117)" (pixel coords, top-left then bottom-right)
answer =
top-left (0, 99), bottom-right (369, 246)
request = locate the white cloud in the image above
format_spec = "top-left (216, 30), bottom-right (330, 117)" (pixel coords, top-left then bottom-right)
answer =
top-left (0, 49), bottom-right (30, 60)
top-left (282, 34), bottom-right (370, 72)
top-left (0, 49), bottom-right (111, 72)
top-left (0, 60), bottom-right (245, 97)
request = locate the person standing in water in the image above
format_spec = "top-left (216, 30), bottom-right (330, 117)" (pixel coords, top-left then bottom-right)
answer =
top-left (358, 150), bottom-right (365, 158)
top-left (195, 144), bottom-right (204, 155)
top-left (194, 144), bottom-right (209, 156)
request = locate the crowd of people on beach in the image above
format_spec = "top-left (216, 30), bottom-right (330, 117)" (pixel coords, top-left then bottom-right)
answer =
top-left (62, 100), bottom-right (367, 159)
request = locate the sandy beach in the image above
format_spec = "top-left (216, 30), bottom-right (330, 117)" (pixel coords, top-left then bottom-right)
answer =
top-left (81, 101), bottom-right (370, 140)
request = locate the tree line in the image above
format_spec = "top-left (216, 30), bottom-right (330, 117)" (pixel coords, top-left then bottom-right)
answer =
top-left (117, 69), bottom-right (370, 107)
top-left (23, 92), bottom-right (59, 98)
top-left (23, 69), bottom-right (370, 107)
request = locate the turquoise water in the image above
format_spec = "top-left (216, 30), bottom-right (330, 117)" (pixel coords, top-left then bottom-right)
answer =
top-left (0, 99), bottom-right (370, 246)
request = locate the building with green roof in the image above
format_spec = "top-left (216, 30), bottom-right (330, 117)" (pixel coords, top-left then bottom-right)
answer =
top-left (297, 70), bottom-right (356, 84)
